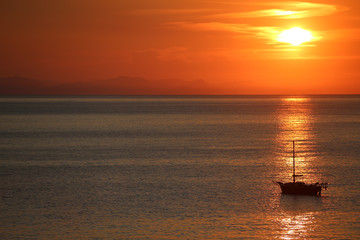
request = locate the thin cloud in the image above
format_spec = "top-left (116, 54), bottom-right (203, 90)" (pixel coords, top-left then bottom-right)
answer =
top-left (166, 1), bottom-right (336, 50)
top-left (168, 21), bottom-right (324, 54)
top-left (169, 22), bottom-right (278, 37)
top-left (168, 21), bottom-right (284, 45)
top-left (132, 1), bottom-right (346, 19)
top-left (211, 1), bottom-right (347, 19)
top-left (133, 8), bottom-right (215, 15)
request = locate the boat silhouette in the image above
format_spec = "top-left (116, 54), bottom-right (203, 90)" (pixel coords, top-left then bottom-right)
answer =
top-left (277, 141), bottom-right (328, 196)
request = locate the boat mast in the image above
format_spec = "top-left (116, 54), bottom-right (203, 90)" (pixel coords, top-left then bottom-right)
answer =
top-left (293, 140), bottom-right (296, 183)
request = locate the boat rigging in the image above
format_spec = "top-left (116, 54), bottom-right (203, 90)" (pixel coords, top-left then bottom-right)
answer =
top-left (277, 141), bottom-right (328, 196)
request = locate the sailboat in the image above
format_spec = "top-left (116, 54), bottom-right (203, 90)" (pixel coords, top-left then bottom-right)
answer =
top-left (277, 141), bottom-right (328, 196)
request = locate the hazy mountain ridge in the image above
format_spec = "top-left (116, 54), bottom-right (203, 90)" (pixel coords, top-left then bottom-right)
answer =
top-left (0, 76), bottom-right (215, 95)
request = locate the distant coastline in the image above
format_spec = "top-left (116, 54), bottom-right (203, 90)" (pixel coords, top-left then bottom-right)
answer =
top-left (1, 76), bottom-right (360, 96)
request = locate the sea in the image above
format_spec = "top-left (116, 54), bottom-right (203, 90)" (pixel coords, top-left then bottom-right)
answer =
top-left (0, 95), bottom-right (359, 239)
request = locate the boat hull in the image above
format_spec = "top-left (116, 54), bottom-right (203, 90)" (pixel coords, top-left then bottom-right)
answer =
top-left (277, 182), bottom-right (322, 196)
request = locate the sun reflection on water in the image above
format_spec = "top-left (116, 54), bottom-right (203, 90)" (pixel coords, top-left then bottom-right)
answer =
top-left (271, 195), bottom-right (324, 240)
top-left (273, 97), bottom-right (323, 239)
top-left (278, 97), bottom-right (313, 142)
top-left (283, 97), bottom-right (310, 102)
top-left (275, 97), bottom-right (319, 183)
top-left (278, 212), bottom-right (315, 239)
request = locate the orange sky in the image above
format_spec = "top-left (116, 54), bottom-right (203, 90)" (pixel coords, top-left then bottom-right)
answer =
top-left (1, 0), bottom-right (360, 95)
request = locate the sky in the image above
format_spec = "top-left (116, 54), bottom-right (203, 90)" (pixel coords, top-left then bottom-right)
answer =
top-left (1, 0), bottom-right (360, 95)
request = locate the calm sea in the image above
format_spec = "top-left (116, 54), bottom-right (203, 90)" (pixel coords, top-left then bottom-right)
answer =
top-left (0, 96), bottom-right (359, 239)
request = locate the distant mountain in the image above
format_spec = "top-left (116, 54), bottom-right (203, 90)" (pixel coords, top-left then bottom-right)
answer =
top-left (0, 76), bottom-right (216, 95)
top-left (0, 76), bottom-right (54, 95)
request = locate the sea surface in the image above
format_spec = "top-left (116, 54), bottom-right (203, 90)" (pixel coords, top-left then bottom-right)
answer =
top-left (0, 95), bottom-right (359, 239)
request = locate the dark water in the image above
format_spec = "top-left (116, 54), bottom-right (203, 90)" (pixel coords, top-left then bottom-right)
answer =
top-left (0, 96), bottom-right (359, 239)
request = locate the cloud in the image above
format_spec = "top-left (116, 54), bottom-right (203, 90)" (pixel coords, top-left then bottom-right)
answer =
top-left (133, 8), bottom-right (215, 15)
top-left (210, 1), bottom-right (346, 19)
top-left (169, 22), bottom-right (278, 35)
top-left (141, 2), bottom-right (347, 20)
top-left (164, 1), bottom-right (344, 49)
top-left (168, 21), bottom-right (280, 43)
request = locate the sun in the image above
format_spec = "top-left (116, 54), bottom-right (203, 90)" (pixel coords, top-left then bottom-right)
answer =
top-left (278, 27), bottom-right (313, 46)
